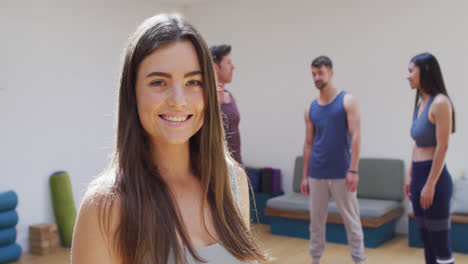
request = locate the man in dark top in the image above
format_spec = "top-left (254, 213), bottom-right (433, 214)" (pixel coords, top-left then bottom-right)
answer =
top-left (301, 56), bottom-right (366, 264)
top-left (210, 44), bottom-right (243, 165)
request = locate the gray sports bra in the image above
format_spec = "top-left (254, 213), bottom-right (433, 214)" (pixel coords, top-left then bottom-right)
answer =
top-left (411, 96), bottom-right (437, 147)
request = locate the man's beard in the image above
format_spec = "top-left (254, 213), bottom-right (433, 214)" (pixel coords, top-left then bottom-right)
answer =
top-left (315, 81), bottom-right (327, 90)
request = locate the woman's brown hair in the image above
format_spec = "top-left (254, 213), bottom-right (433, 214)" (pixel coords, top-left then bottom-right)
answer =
top-left (411, 53), bottom-right (455, 133)
top-left (96, 14), bottom-right (267, 263)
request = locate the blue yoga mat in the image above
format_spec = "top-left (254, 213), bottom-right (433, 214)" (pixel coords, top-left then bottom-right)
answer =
top-left (0, 243), bottom-right (22, 263)
top-left (0, 210), bottom-right (18, 229)
top-left (0, 191), bottom-right (18, 212)
top-left (0, 228), bottom-right (16, 248)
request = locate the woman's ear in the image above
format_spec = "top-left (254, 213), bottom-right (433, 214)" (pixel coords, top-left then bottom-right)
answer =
top-left (213, 63), bottom-right (221, 74)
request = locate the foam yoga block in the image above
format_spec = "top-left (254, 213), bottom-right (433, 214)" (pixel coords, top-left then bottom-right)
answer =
top-left (49, 171), bottom-right (77, 247)
top-left (0, 243), bottom-right (22, 263)
top-left (0, 228), bottom-right (16, 247)
top-left (0, 210), bottom-right (18, 229)
top-left (0, 191), bottom-right (18, 212)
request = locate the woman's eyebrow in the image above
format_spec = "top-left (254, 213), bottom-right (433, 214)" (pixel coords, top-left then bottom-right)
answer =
top-left (145, 71), bottom-right (171, 79)
top-left (184, 70), bottom-right (202, 78)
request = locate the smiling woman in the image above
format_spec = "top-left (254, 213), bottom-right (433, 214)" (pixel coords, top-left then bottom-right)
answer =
top-left (70, 14), bottom-right (267, 264)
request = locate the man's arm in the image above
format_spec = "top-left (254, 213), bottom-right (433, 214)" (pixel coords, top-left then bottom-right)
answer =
top-left (344, 93), bottom-right (361, 192)
top-left (301, 105), bottom-right (314, 196)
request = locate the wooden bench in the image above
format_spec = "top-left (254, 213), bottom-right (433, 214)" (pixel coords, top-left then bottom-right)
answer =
top-left (265, 206), bottom-right (404, 248)
top-left (265, 207), bottom-right (404, 228)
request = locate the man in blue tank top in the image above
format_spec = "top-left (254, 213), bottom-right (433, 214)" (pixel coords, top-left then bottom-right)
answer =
top-left (300, 56), bottom-right (366, 264)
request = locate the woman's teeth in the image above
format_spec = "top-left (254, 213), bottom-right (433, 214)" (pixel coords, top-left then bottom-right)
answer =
top-left (162, 115), bottom-right (189, 122)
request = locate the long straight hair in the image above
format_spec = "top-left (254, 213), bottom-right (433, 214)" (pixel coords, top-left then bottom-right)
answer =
top-left (97, 14), bottom-right (267, 263)
top-left (411, 53), bottom-right (456, 133)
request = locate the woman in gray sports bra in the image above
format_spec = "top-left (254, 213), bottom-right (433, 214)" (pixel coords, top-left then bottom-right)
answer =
top-left (405, 53), bottom-right (456, 264)
top-left (72, 14), bottom-right (267, 264)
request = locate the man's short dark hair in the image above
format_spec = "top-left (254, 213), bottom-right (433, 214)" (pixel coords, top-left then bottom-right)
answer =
top-left (210, 44), bottom-right (231, 65)
top-left (311, 56), bottom-right (333, 69)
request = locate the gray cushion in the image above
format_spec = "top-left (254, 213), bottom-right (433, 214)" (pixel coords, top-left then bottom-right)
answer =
top-left (291, 156), bottom-right (404, 201)
top-left (357, 158), bottom-right (405, 201)
top-left (451, 176), bottom-right (468, 215)
top-left (328, 198), bottom-right (401, 219)
top-left (266, 194), bottom-right (402, 219)
top-left (267, 193), bottom-right (309, 211)
top-left (292, 156), bottom-right (303, 193)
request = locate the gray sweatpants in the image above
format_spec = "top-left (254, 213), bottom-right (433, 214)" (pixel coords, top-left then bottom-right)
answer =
top-left (308, 178), bottom-right (366, 264)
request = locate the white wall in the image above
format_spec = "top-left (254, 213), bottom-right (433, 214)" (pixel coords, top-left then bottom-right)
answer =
top-left (0, 0), bottom-right (185, 251)
top-left (185, 0), bottom-right (468, 233)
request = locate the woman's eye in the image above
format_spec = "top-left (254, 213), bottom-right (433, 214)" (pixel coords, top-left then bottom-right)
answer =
top-left (150, 80), bottom-right (166, 87)
top-left (187, 80), bottom-right (202, 87)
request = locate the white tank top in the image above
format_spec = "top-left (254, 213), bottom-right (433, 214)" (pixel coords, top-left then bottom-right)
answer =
top-left (169, 158), bottom-right (258, 264)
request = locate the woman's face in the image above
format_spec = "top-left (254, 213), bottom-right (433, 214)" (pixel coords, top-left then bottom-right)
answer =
top-left (135, 40), bottom-right (205, 145)
top-left (407, 62), bottom-right (420, 90)
top-left (215, 53), bottom-right (234, 84)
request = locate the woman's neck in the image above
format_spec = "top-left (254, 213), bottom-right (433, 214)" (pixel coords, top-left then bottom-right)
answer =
top-left (151, 141), bottom-right (192, 184)
top-left (419, 89), bottom-right (432, 104)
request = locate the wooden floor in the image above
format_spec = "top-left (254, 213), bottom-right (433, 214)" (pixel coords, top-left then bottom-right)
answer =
top-left (12, 224), bottom-right (468, 264)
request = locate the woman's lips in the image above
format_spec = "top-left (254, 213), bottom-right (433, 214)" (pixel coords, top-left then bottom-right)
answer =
top-left (159, 114), bottom-right (193, 126)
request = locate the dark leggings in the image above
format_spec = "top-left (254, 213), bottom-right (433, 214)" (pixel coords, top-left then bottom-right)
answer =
top-left (411, 160), bottom-right (454, 264)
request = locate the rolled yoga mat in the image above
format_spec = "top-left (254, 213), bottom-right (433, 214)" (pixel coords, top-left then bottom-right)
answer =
top-left (260, 168), bottom-right (274, 193)
top-left (49, 171), bottom-right (77, 247)
top-left (0, 228), bottom-right (16, 247)
top-left (0, 191), bottom-right (18, 212)
top-left (245, 167), bottom-right (262, 192)
top-left (0, 243), bottom-right (22, 263)
top-left (0, 210), bottom-right (18, 229)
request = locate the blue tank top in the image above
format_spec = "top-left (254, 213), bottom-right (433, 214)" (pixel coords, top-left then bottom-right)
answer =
top-left (411, 96), bottom-right (437, 147)
top-left (308, 91), bottom-right (351, 179)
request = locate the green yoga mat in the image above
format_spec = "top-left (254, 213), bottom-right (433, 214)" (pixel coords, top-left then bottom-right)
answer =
top-left (49, 171), bottom-right (77, 247)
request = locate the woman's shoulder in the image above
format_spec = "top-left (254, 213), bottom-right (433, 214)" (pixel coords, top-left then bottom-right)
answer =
top-left (431, 94), bottom-right (452, 114)
top-left (224, 90), bottom-right (236, 103)
top-left (433, 93), bottom-right (451, 105)
top-left (225, 157), bottom-right (250, 225)
top-left (226, 157), bottom-right (246, 186)
top-left (82, 169), bottom-right (122, 233)
top-left (86, 169), bottom-right (117, 199)
top-left (72, 170), bottom-right (122, 263)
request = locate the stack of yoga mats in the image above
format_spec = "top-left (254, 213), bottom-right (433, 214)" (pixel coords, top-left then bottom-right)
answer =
top-left (245, 167), bottom-right (284, 224)
top-left (0, 190), bottom-right (22, 263)
top-left (245, 167), bottom-right (282, 194)
top-left (49, 171), bottom-right (77, 247)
